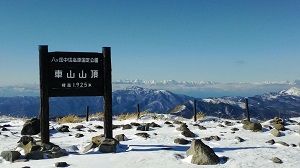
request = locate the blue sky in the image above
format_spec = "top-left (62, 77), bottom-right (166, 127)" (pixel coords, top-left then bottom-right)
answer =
top-left (0, 0), bottom-right (299, 86)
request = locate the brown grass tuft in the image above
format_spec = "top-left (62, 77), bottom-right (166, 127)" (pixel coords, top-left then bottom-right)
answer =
top-left (56, 115), bottom-right (83, 123)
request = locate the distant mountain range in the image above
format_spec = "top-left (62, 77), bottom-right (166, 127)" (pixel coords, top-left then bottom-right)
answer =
top-left (1, 79), bottom-right (299, 98)
top-left (0, 86), bottom-right (300, 120)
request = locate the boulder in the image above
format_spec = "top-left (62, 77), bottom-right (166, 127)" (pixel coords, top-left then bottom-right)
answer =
top-left (92, 134), bottom-right (105, 147)
top-left (242, 122), bottom-right (262, 132)
top-left (235, 136), bottom-right (245, 142)
top-left (273, 117), bottom-right (284, 125)
top-left (266, 139), bottom-right (275, 145)
top-left (115, 134), bottom-right (128, 141)
top-left (186, 139), bottom-right (220, 165)
top-left (17, 136), bottom-right (34, 145)
top-left (198, 125), bottom-right (207, 130)
top-left (1, 151), bottom-right (21, 162)
top-left (21, 118), bottom-right (40, 135)
top-left (135, 132), bottom-right (150, 139)
top-left (122, 124), bottom-right (132, 130)
top-left (270, 157), bottom-right (283, 164)
top-left (274, 124), bottom-right (285, 131)
top-left (137, 124), bottom-right (150, 131)
top-left (149, 122), bottom-right (160, 127)
top-left (276, 141), bottom-right (289, 147)
top-left (181, 130), bottom-right (195, 138)
top-left (55, 162), bottom-right (68, 167)
top-left (25, 151), bottom-right (44, 160)
top-left (47, 151), bottom-right (68, 158)
top-left (99, 138), bottom-right (118, 153)
top-left (75, 133), bottom-right (84, 138)
top-left (94, 125), bottom-right (103, 129)
top-left (270, 129), bottom-right (281, 137)
top-left (56, 125), bottom-right (70, 132)
top-left (174, 138), bottom-right (190, 145)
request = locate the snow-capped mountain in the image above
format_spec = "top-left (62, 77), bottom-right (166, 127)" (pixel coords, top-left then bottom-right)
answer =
top-left (171, 87), bottom-right (300, 119)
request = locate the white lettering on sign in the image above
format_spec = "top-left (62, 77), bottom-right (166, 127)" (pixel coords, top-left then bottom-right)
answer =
top-left (51, 57), bottom-right (58, 62)
top-left (79, 70), bottom-right (87, 78)
top-left (67, 70), bottom-right (75, 78)
top-left (91, 70), bottom-right (98, 78)
top-left (52, 57), bottom-right (100, 63)
top-left (54, 70), bottom-right (63, 78)
top-left (61, 82), bottom-right (93, 88)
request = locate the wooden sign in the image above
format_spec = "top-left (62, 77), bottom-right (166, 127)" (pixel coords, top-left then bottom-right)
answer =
top-left (39, 45), bottom-right (112, 144)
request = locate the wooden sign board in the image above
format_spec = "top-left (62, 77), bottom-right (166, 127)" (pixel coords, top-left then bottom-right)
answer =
top-left (39, 46), bottom-right (112, 144)
top-left (48, 52), bottom-right (104, 97)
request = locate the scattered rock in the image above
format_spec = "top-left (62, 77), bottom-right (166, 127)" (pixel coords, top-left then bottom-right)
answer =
top-left (164, 121), bottom-right (172, 125)
top-left (173, 120), bottom-right (183, 125)
top-left (55, 162), bottom-right (68, 167)
top-left (181, 130), bottom-right (195, 138)
top-left (149, 122), bottom-right (160, 127)
top-left (273, 117), bottom-right (284, 125)
top-left (130, 122), bottom-right (141, 126)
top-left (135, 132), bottom-right (150, 139)
top-left (73, 125), bottom-right (84, 130)
top-left (270, 157), bottom-right (283, 164)
top-left (92, 134), bottom-right (105, 146)
top-left (122, 124), bottom-right (132, 130)
top-left (75, 133), bottom-right (84, 138)
top-left (56, 125), bottom-right (70, 132)
top-left (47, 151), bottom-right (68, 158)
top-left (1, 127), bottom-right (9, 131)
top-left (242, 122), bottom-right (262, 132)
top-left (266, 139), bottom-right (275, 145)
top-left (21, 118), bottom-right (40, 135)
top-left (198, 125), bottom-right (207, 130)
top-left (99, 138), bottom-right (118, 153)
top-left (168, 124), bottom-right (175, 127)
top-left (274, 124), bottom-right (285, 131)
top-left (88, 129), bottom-right (96, 133)
top-left (115, 134), bottom-right (128, 141)
top-left (291, 144), bottom-right (297, 147)
top-left (203, 136), bottom-right (220, 141)
top-left (112, 125), bottom-right (121, 130)
top-left (1, 151), bottom-right (21, 162)
top-left (217, 124), bottom-right (225, 127)
top-left (25, 151), bottom-right (44, 160)
top-left (94, 125), bottom-right (103, 129)
top-left (224, 121), bottom-right (233, 126)
top-left (235, 136), bottom-right (245, 142)
top-left (231, 128), bottom-right (239, 131)
top-left (276, 141), bottom-right (289, 147)
top-left (270, 129), bottom-right (281, 137)
top-left (174, 138), bottom-right (190, 145)
top-left (176, 123), bottom-right (189, 131)
top-left (18, 136), bottom-right (34, 145)
top-left (137, 124), bottom-right (150, 131)
top-left (186, 139), bottom-right (220, 165)
top-left (174, 153), bottom-right (185, 159)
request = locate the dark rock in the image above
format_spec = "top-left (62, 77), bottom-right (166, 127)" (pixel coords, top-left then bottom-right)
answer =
top-left (242, 122), bottom-right (262, 132)
top-left (173, 120), bottom-right (183, 125)
top-left (266, 139), bottom-right (275, 145)
top-left (277, 141), bottom-right (289, 147)
top-left (21, 118), bottom-right (40, 135)
top-left (18, 136), bottom-right (34, 145)
top-left (112, 125), bottom-right (121, 130)
top-left (168, 124), bottom-right (175, 127)
top-left (135, 132), bottom-right (150, 139)
top-left (211, 136), bottom-right (220, 141)
top-left (270, 129), bottom-right (281, 137)
top-left (164, 121), bottom-right (172, 125)
top-left (181, 130), bottom-right (195, 138)
top-left (270, 157), bottom-right (283, 164)
top-left (47, 151), bottom-right (68, 158)
top-left (137, 124), bottom-right (149, 131)
top-left (122, 124), bottom-right (132, 130)
top-left (217, 124), bottom-right (225, 127)
top-left (1, 151), bottom-right (21, 162)
top-left (198, 125), bottom-right (207, 130)
top-left (149, 122), bottom-right (160, 127)
top-left (130, 122), bottom-right (141, 126)
top-left (186, 139), bottom-right (220, 165)
top-left (56, 125), bottom-right (70, 132)
top-left (235, 136), bottom-right (245, 142)
top-left (115, 134), bottom-right (127, 141)
top-left (88, 129), bottom-right (96, 133)
top-left (203, 137), bottom-right (212, 141)
top-left (99, 138), bottom-right (118, 153)
top-left (73, 125), bottom-right (84, 130)
top-left (224, 121), bottom-right (233, 126)
top-left (291, 144), bottom-right (297, 147)
top-left (75, 133), bottom-right (84, 138)
top-left (55, 162), bottom-right (68, 167)
top-left (25, 151), bottom-right (44, 160)
top-left (174, 138), bottom-right (190, 145)
top-left (231, 128), bottom-right (239, 131)
top-left (23, 141), bottom-right (41, 154)
top-left (1, 127), bottom-right (9, 131)
top-left (274, 124), bottom-right (285, 131)
top-left (94, 125), bottom-right (103, 129)
top-left (174, 153), bottom-right (185, 159)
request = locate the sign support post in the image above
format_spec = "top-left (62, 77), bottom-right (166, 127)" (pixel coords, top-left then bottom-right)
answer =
top-left (103, 47), bottom-right (112, 139)
top-left (39, 45), bottom-right (50, 144)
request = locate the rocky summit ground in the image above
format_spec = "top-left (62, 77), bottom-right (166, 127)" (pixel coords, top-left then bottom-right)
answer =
top-left (0, 114), bottom-right (300, 168)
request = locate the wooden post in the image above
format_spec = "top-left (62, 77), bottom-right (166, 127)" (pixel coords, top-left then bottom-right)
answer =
top-left (103, 47), bottom-right (113, 139)
top-left (193, 99), bottom-right (197, 122)
top-left (39, 45), bottom-right (50, 144)
top-left (245, 97), bottom-right (250, 122)
top-left (137, 104), bottom-right (140, 120)
top-left (86, 106), bottom-right (89, 122)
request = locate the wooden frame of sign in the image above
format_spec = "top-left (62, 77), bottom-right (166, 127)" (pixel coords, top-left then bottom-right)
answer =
top-left (39, 45), bottom-right (112, 144)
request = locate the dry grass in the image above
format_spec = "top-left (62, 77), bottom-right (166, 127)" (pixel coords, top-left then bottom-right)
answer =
top-left (191, 112), bottom-right (206, 120)
top-left (117, 111), bottom-right (149, 120)
top-left (56, 115), bottom-right (84, 123)
top-left (89, 112), bottom-right (104, 120)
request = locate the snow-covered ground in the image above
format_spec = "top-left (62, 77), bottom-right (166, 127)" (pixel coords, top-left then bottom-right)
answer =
top-left (0, 114), bottom-right (300, 168)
